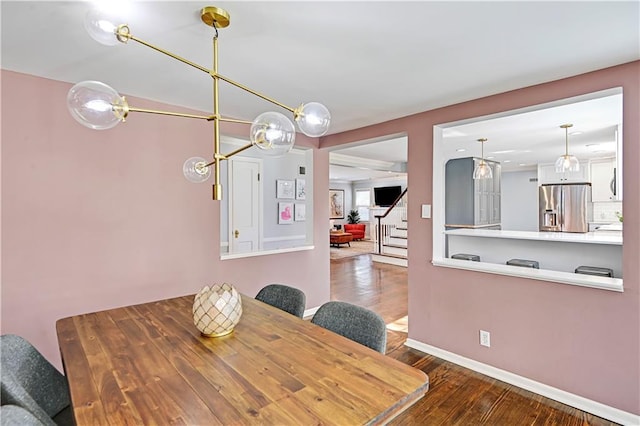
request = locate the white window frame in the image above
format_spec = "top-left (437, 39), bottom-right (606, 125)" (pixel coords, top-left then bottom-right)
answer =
top-left (355, 189), bottom-right (371, 221)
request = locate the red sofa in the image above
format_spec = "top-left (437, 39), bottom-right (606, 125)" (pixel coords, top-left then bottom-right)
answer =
top-left (343, 224), bottom-right (366, 240)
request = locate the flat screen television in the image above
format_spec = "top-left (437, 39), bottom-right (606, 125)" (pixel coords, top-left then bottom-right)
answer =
top-left (374, 185), bottom-right (402, 207)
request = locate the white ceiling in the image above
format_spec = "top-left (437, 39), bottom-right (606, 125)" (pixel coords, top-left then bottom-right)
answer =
top-left (2, 1), bottom-right (638, 180)
top-left (330, 91), bottom-right (623, 180)
top-left (329, 136), bottom-right (409, 181)
top-left (440, 91), bottom-right (623, 171)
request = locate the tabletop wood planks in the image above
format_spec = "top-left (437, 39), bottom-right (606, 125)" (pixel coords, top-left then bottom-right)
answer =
top-left (57, 294), bottom-right (428, 425)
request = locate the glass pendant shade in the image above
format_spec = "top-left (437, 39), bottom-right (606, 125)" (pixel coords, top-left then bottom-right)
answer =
top-left (473, 161), bottom-right (493, 179)
top-left (295, 102), bottom-right (331, 137)
top-left (555, 124), bottom-right (579, 173)
top-left (472, 138), bottom-right (492, 180)
top-left (555, 155), bottom-right (580, 173)
top-left (67, 81), bottom-right (126, 130)
top-left (183, 157), bottom-right (211, 183)
top-left (84, 9), bottom-right (120, 46)
top-left (250, 112), bottom-right (296, 157)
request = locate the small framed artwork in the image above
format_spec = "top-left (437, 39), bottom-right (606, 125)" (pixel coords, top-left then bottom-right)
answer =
top-left (295, 178), bottom-right (306, 200)
top-left (295, 203), bottom-right (306, 221)
top-left (329, 189), bottom-right (345, 219)
top-left (278, 202), bottom-right (294, 224)
top-left (276, 179), bottom-right (295, 199)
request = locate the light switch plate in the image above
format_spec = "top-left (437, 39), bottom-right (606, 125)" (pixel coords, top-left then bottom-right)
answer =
top-left (421, 204), bottom-right (431, 219)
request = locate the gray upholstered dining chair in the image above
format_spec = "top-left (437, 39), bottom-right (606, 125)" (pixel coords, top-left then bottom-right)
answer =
top-left (311, 301), bottom-right (387, 353)
top-left (255, 284), bottom-right (306, 318)
top-left (0, 335), bottom-right (73, 426)
top-left (1, 405), bottom-right (48, 426)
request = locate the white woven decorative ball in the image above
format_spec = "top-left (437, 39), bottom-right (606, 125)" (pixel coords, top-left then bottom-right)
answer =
top-left (193, 283), bottom-right (243, 337)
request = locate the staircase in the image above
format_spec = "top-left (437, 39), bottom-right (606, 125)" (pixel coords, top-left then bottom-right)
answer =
top-left (372, 189), bottom-right (408, 267)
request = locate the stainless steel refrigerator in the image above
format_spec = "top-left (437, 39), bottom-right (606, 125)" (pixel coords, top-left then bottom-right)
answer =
top-left (539, 183), bottom-right (592, 233)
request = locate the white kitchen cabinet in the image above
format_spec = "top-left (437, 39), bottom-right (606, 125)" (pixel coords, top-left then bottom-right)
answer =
top-left (537, 162), bottom-right (590, 185)
top-left (615, 124), bottom-right (623, 200)
top-left (590, 158), bottom-right (617, 201)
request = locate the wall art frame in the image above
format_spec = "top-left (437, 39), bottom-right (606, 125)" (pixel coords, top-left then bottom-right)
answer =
top-left (278, 202), bottom-right (294, 224)
top-left (329, 189), bottom-right (345, 219)
top-left (276, 179), bottom-right (295, 199)
top-left (295, 178), bottom-right (306, 200)
top-left (294, 203), bottom-right (306, 221)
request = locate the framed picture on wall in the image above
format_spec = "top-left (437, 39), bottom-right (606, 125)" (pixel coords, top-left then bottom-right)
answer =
top-left (278, 202), bottom-right (294, 224)
top-left (295, 204), bottom-right (306, 221)
top-left (329, 189), bottom-right (345, 219)
top-left (276, 179), bottom-right (295, 199)
top-left (295, 178), bottom-right (306, 200)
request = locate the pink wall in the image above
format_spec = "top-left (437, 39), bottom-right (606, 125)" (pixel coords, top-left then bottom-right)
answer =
top-left (321, 61), bottom-right (640, 415)
top-left (0, 70), bottom-right (330, 369)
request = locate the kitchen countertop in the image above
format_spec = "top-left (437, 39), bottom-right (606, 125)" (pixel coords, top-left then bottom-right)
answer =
top-left (444, 228), bottom-right (622, 245)
top-left (593, 223), bottom-right (623, 231)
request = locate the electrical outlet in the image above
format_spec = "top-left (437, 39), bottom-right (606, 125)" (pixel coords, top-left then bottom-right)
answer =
top-left (480, 330), bottom-right (491, 347)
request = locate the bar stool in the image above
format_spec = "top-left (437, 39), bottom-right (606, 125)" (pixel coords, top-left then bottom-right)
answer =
top-left (506, 259), bottom-right (539, 269)
top-left (575, 266), bottom-right (613, 278)
top-left (451, 253), bottom-right (480, 261)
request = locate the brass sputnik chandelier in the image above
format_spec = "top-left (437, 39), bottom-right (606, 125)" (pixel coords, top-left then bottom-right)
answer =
top-left (67, 6), bottom-right (331, 200)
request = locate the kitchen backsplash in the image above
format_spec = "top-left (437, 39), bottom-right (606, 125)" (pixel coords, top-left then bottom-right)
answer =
top-left (593, 201), bottom-right (623, 222)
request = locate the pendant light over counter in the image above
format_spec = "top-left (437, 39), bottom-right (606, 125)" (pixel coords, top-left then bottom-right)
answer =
top-left (472, 138), bottom-right (493, 180)
top-left (555, 124), bottom-right (580, 173)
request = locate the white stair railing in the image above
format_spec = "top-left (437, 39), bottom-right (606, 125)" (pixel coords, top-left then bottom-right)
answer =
top-left (373, 189), bottom-right (408, 255)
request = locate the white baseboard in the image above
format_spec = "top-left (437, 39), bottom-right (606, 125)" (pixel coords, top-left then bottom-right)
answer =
top-left (263, 235), bottom-right (306, 243)
top-left (303, 306), bottom-right (319, 319)
top-left (371, 254), bottom-right (408, 267)
top-left (405, 339), bottom-right (640, 425)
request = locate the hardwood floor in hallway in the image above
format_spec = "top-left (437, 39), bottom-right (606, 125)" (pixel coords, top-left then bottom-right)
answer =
top-left (330, 254), bottom-right (619, 426)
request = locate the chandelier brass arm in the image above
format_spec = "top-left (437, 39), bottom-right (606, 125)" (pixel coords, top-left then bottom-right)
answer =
top-left (68, 5), bottom-right (331, 201)
top-left (214, 73), bottom-right (296, 114)
top-left (217, 117), bottom-right (253, 124)
top-left (202, 143), bottom-right (255, 168)
top-left (127, 106), bottom-right (213, 121)
top-left (223, 143), bottom-right (257, 159)
top-left (116, 25), bottom-right (212, 75)
top-left (117, 25), bottom-right (298, 116)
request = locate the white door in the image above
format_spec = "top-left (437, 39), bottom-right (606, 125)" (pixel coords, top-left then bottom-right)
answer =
top-left (228, 157), bottom-right (262, 253)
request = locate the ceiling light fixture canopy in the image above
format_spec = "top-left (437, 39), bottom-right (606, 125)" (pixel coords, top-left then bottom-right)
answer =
top-left (555, 123), bottom-right (579, 173)
top-left (472, 138), bottom-right (493, 180)
top-left (67, 6), bottom-right (331, 200)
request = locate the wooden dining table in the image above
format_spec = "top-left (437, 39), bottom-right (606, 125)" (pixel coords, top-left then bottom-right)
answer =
top-left (56, 294), bottom-right (429, 425)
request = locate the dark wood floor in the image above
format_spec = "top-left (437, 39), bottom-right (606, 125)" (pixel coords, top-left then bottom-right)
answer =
top-left (330, 254), bottom-right (619, 426)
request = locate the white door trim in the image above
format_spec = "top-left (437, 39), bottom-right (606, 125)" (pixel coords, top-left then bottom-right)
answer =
top-left (228, 156), bottom-right (263, 253)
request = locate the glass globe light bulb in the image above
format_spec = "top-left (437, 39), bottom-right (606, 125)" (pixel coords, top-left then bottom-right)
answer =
top-left (84, 8), bottom-right (122, 46)
top-left (67, 81), bottom-right (126, 130)
top-left (250, 112), bottom-right (296, 157)
top-left (183, 157), bottom-right (211, 183)
top-left (295, 102), bottom-right (331, 137)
